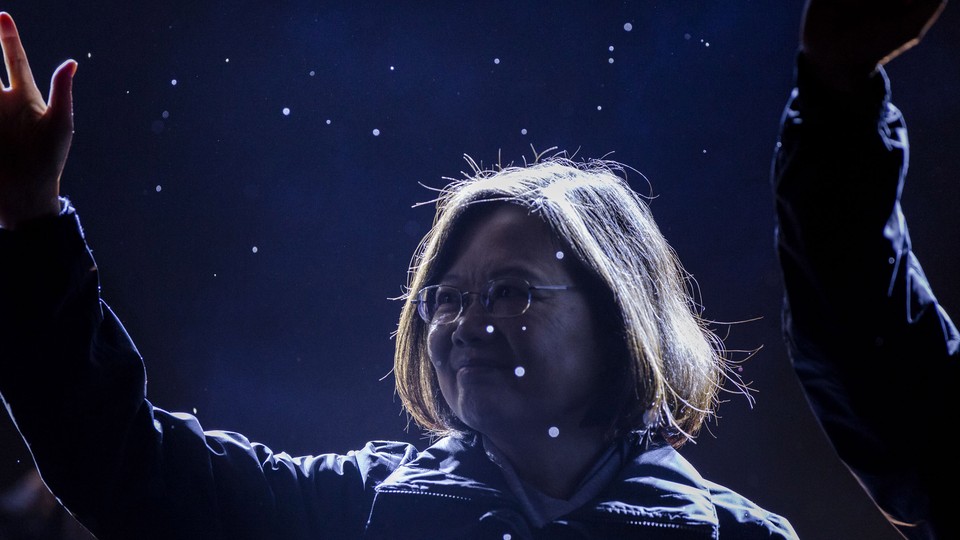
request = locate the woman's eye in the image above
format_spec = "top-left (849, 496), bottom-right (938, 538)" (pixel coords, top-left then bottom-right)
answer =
top-left (491, 283), bottom-right (524, 298)
top-left (436, 291), bottom-right (456, 305)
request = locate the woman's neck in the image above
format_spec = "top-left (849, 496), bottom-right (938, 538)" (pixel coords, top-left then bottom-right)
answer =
top-left (483, 426), bottom-right (611, 499)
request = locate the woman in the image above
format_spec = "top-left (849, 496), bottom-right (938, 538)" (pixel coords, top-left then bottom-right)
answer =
top-left (0, 12), bottom-right (796, 539)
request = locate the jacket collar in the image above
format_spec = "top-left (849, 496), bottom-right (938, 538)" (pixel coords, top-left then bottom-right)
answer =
top-left (374, 432), bottom-right (720, 529)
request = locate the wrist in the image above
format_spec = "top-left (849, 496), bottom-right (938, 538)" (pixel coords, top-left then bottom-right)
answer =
top-left (0, 195), bottom-right (62, 231)
top-left (799, 49), bottom-right (879, 95)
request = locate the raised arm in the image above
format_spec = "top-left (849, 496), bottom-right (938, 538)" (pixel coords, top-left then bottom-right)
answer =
top-left (0, 13), bottom-right (393, 539)
top-left (0, 11), bottom-right (75, 230)
top-left (774, 2), bottom-right (957, 539)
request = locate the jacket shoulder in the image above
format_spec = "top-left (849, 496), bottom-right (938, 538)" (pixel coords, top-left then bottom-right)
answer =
top-left (702, 479), bottom-right (798, 539)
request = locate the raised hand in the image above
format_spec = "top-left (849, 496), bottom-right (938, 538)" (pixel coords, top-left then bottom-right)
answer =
top-left (800, 0), bottom-right (947, 91)
top-left (0, 12), bottom-right (76, 230)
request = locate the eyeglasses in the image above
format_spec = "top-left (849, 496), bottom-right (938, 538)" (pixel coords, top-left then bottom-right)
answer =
top-left (414, 277), bottom-right (575, 324)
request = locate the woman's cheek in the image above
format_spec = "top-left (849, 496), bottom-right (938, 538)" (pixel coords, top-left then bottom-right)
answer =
top-left (426, 324), bottom-right (449, 367)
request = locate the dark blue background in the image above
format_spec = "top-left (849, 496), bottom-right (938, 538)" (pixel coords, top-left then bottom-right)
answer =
top-left (2, 2), bottom-right (958, 539)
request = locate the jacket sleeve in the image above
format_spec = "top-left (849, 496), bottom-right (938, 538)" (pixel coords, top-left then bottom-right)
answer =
top-left (773, 55), bottom-right (959, 540)
top-left (0, 200), bottom-right (408, 540)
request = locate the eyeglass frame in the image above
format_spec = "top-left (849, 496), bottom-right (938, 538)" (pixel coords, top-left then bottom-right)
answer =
top-left (413, 277), bottom-right (576, 325)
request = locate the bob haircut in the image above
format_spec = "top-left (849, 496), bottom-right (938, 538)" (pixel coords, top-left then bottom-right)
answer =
top-left (394, 157), bottom-right (737, 447)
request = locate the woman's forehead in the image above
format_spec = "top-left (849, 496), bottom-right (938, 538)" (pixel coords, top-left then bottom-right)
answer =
top-left (438, 205), bottom-right (568, 282)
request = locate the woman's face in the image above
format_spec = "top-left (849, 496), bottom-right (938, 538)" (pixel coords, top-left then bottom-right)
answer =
top-left (426, 204), bottom-right (609, 443)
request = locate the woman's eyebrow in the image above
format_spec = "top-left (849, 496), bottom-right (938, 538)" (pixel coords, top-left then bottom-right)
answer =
top-left (439, 265), bottom-right (541, 284)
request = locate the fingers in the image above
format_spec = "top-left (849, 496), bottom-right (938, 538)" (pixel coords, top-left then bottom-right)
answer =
top-left (47, 59), bottom-right (76, 129)
top-left (915, 0), bottom-right (948, 39)
top-left (0, 12), bottom-right (38, 92)
top-left (878, 0), bottom-right (948, 65)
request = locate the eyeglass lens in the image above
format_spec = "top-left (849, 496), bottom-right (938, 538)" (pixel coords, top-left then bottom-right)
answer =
top-left (418, 278), bottom-right (532, 324)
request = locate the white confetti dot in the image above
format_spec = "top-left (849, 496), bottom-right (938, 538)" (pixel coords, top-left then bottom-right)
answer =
top-left (514, 366), bottom-right (525, 377)
top-left (888, 257), bottom-right (895, 264)
top-left (520, 128), bottom-right (528, 135)
top-left (521, 326), bottom-right (527, 331)
top-left (596, 105), bottom-right (602, 111)
top-left (702, 149), bottom-right (707, 154)
top-left (162, 110), bottom-right (170, 119)
top-left (608, 57), bottom-right (614, 64)
top-left (171, 79), bottom-right (178, 86)
top-left (485, 325), bottom-right (495, 334)
top-left (192, 407), bottom-right (197, 414)
top-left (309, 70), bottom-right (316, 76)
top-left (225, 58), bottom-right (230, 63)
top-left (548, 426), bottom-right (560, 438)
top-left (282, 107), bottom-right (291, 116)
top-left (213, 273), bottom-right (217, 277)
top-left (493, 58), bottom-right (500, 64)
top-left (503, 535), bottom-right (512, 540)
top-left (87, 52), bottom-right (92, 58)
top-left (684, 33), bottom-right (692, 40)
top-left (251, 246), bottom-right (258, 253)
top-left (705, 42), bottom-right (710, 47)
top-left (325, 119), bottom-right (332, 125)
top-left (623, 22), bottom-right (633, 32)
top-left (608, 45), bottom-right (614, 52)
top-left (389, 65), bottom-right (395, 71)
top-left (155, 185), bottom-right (162, 192)
top-left (372, 128), bottom-right (380, 136)
top-left (555, 251), bottom-right (565, 260)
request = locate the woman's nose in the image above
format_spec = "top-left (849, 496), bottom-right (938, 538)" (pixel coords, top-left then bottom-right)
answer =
top-left (452, 294), bottom-right (492, 346)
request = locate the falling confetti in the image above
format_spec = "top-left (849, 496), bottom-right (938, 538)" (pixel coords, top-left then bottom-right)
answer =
top-left (493, 58), bottom-right (500, 64)
top-left (155, 185), bottom-right (162, 192)
top-left (282, 107), bottom-right (291, 116)
top-left (555, 251), bottom-right (565, 260)
top-left (171, 79), bottom-right (178, 86)
top-left (520, 128), bottom-right (528, 135)
top-left (372, 128), bottom-right (381, 136)
top-left (485, 325), bottom-right (495, 334)
top-left (514, 366), bottom-right (525, 377)
top-left (548, 426), bottom-right (560, 438)
top-left (251, 246), bottom-right (258, 253)
top-left (623, 22), bottom-right (633, 32)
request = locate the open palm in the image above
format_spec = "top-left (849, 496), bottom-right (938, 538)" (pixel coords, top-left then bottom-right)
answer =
top-left (0, 11), bottom-right (75, 230)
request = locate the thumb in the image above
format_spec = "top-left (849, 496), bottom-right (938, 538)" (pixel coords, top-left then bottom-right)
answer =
top-left (47, 59), bottom-right (76, 129)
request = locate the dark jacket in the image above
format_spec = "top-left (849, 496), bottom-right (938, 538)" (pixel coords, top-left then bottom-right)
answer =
top-left (0, 204), bottom-right (797, 539)
top-left (773, 55), bottom-right (959, 540)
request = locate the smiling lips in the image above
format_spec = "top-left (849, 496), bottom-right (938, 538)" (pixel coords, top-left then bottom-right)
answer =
top-left (452, 357), bottom-right (512, 373)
